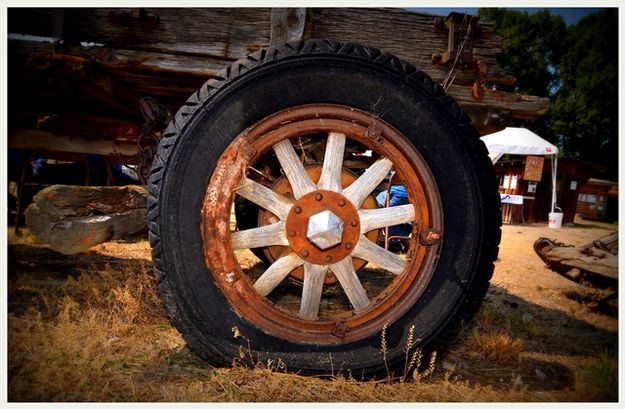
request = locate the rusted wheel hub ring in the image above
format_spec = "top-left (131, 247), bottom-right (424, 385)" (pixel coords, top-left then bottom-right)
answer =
top-left (285, 190), bottom-right (360, 265)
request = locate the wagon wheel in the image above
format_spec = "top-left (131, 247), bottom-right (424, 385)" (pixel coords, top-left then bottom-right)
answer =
top-left (148, 39), bottom-right (501, 376)
top-left (219, 105), bottom-right (440, 337)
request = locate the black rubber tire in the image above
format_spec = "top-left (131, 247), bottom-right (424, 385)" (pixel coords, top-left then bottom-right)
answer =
top-left (148, 39), bottom-right (501, 376)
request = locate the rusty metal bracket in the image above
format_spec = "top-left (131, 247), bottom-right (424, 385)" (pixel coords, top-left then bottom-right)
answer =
top-left (419, 229), bottom-right (441, 246)
top-left (432, 12), bottom-right (481, 68)
top-left (331, 321), bottom-right (348, 339)
top-left (433, 12), bottom-right (488, 99)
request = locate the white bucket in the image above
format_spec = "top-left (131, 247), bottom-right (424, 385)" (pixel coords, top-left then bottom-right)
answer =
top-left (548, 212), bottom-right (563, 229)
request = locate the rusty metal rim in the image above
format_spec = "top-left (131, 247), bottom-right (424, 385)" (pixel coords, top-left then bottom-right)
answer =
top-left (201, 103), bottom-right (443, 345)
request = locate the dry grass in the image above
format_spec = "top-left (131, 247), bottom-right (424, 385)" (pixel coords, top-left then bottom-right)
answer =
top-left (7, 219), bottom-right (619, 402)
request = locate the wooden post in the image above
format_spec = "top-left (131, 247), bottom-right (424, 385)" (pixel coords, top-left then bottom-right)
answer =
top-left (270, 8), bottom-right (307, 45)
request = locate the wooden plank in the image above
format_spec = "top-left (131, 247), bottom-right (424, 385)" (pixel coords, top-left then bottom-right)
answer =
top-left (9, 128), bottom-right (139, 158)
top-left (7, 7), bottom-right (553, 154)
top-left (545, 246), bottom-right (618, 280)
top-left (19, 8), bottom-right (513, 86)
top-left (64, 44), bottom-right (232, 76)
top-left (62, 8), bottom-right (272, 59)
top-left (590, 231), bottom-right (618, 255)
top-left (448, 85), bottom-right (551, 120)
top-left (13, 113), bottom-right (142, 143)
top-left (304, 8), bottom-right (516, 86)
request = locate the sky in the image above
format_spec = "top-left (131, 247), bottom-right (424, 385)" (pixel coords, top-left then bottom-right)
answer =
top-left (408, 7), bottom-right (604, 25)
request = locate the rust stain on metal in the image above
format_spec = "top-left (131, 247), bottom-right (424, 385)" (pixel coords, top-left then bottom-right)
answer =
top-left (331, 321), bottom-right (348, 339)
top-left (201, 135), bottom-right (251, 279)
top-left (419, 229), bottom-right (442, 246)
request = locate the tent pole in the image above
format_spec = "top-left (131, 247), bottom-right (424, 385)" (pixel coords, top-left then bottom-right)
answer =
top-left (551, 155), bottom-right (558, 213)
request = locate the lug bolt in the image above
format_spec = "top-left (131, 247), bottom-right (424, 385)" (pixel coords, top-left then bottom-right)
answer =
top-left (324, 255), bottom-right (333, 263)
top-left (301, 249), bottom-right (310, 258)
top-left (315, 193), bottom-right (323, 201)
top-left (288, 230), bottom-right (297, 237)
top-left (350, 219), bottom-right (359, 227)
top-left (294, 206), bottom-right (302, 214)
top-left (345, 242), bottom-right (353, 250)
top-left (338, 198), bottom-right (346, 207)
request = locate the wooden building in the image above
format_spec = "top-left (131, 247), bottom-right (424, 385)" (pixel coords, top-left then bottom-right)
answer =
top-left (576, 178), bottom-right (618, 222)
top-left (493, 157), bottom-right (605, 224)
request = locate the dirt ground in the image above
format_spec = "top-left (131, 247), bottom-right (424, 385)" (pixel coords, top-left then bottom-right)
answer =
top-left (6, 216), bottom-right (619, 402)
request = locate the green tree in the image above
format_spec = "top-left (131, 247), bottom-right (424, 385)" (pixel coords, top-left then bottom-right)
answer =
top-left (479, 8), bottom-right (618, 181)
top-left (550, 9), bottom-right (618, 180)
top-left (478, 8), bottom-right (566, 97)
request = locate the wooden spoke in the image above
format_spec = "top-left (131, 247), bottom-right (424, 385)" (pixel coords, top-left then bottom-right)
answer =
top-left (273, 139), bottom-right (316, 199)
top-left (231, 221), bottom-right (288, 250)
top-left (343, 157), bottom-right (393, 208)
top-left (253, 252), bottom-right (304, 297)
top-left (299, 263), bottom-right (327, 319)
top-left (317, 132), bottom-right (346, 193)
top-left (359, 204), bottom-right (415, 233)
top-left (351, 236), bottom-right (406, 275)
top-left (235, 177), bottom-right (293, 220)
top-left (330, 256), bottom-right (369, 311)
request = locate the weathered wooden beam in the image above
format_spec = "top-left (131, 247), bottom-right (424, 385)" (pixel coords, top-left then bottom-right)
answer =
top-left (65, 44), bottom-right (232, 76)
top-left (304, 8), bottom-right (516, 86)
top-left (25, 52), bottom-right (144, 117)
top-left (543, 246), bottom-right (618, 281)
top-left (9, 128), bottom-right (139, 158)
top-left (15, 7), bottom-right (514, 86)
top-left (8, 8), bottom-right (551, 145)
top-left (12, 113), bottom-right (142, 143)
top-left (589, 231), bottom-right (618, 255)
top-left (62, 8), bottom-right (272, 59)
top-left (25, 185), bottom-right (148, 254)
top-left (447, 85), bottom-right (550, 130)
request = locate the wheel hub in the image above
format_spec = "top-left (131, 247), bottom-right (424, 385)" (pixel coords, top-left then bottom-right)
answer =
top-left (285, 190), bottom-right (360, 265)
top-left (258, 165), bottom-right (379, 284)
top-left (307, 210), bottom-right (344, 250)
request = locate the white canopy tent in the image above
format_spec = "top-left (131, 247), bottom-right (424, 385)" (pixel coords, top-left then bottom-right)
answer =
top-left (480, 127), bottom-right (560, 213)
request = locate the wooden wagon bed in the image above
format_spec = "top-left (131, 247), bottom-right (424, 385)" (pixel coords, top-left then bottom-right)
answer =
top-left (8, 8), bottom-right (550, 168)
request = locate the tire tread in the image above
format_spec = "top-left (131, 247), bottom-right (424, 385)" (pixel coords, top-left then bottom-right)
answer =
top-left (147, 38), bottom-right (502, 371)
